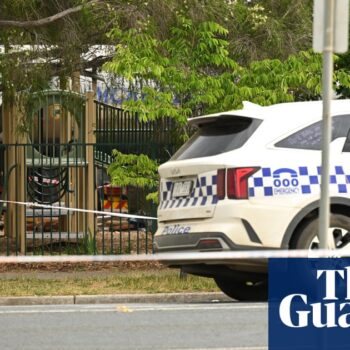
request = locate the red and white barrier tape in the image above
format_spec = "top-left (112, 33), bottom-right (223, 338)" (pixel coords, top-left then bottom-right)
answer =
top-left (0, 250), bottom-right (348, 264)
top-left (0, 199), bottom-right (157, 221)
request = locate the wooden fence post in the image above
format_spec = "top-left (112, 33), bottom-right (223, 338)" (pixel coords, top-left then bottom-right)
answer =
top-left (3, 98), bottom-right (26, 253)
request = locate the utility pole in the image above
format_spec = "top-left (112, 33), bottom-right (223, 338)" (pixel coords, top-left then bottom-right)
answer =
top-left (313, 0), bottom-right (349, 249)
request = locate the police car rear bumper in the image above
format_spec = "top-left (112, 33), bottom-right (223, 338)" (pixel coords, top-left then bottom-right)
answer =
top-left (154, 231), bottom-right (238, 252)
top-left (153, 231), bottom-right (271, 272)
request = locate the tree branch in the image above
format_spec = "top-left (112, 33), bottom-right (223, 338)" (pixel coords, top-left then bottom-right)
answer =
top-left (0, 0), bottom-right (102, 28)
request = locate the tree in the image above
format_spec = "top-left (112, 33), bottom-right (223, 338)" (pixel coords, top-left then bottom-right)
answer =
top-left (226, 0), bottom-right (313, 63)
top-left (0, 1), bottom-right (100, 28)
top-left (0, 0), bottom-right (119, 95)
top-left (107, 150), bottom-right (159, 203)
top-left (103, 15), bottom-right (346, 123)
top-left (104, 15), bottom-right (237, 124)
top-left (0, 0), bottom-right (317, 98)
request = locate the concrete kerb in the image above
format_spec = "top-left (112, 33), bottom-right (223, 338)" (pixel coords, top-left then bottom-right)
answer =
top-left (0, 293), bottom-right (232, 306)
top-left (0, 296), bottom-right (74, 306)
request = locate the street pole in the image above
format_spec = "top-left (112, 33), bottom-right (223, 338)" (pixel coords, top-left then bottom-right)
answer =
top-left (318, 0), bottom-right (335, 249)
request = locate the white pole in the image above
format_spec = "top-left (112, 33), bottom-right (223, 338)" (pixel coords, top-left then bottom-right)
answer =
top-left (318, 0), bottom-right (335, 249)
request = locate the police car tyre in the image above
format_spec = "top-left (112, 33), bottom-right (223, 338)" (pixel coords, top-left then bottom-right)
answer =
top-left (214, 276), bottom-right (268, 301)
top-left (292, 213), bottom-right (350, 249)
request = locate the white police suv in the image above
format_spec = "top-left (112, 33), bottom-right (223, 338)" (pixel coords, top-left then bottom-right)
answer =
top-left (153, 100), bottom-right (350, 301)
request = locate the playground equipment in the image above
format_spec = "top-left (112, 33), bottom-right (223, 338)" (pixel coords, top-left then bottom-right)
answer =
top-left (1, 90), bottom-right (96, 253)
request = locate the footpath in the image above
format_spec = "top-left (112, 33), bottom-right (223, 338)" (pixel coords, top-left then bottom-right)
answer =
top-left (0, 261), bottom-right (232, 306)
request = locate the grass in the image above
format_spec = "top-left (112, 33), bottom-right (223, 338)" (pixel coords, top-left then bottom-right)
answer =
top-left (0, 269), bottom-right (219, 297)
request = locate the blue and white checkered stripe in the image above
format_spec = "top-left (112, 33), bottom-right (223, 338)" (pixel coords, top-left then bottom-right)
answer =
top-left (159, 171), bottom-right (218, 209)
top-left (249, 166), bottom-right (350, 197)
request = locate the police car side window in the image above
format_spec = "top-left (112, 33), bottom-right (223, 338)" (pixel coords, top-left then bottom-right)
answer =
top-left (275, 115), bottom-right (350, 151)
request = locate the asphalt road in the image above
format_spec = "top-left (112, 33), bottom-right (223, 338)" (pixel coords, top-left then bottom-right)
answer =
top-left (0, 302), bottom-right (267, 350)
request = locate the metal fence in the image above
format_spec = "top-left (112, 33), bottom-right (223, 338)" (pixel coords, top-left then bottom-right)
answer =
top-left (95, 101), bottom-right (179, 163)
top-left (0, 143), bottom-right (157, 256)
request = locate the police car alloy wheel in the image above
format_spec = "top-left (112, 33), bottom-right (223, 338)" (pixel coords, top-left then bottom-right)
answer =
top-left (154, 100), bottom-right (350, 301)
top-left (291, 213), bottom-right (350, 250)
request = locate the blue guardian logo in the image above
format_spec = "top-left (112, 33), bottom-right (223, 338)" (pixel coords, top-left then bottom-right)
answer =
top-left (269, 259), bottom-right (350, 349)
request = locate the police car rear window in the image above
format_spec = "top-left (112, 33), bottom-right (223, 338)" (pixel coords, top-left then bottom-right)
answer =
top-left (171, 116), bottom-right (262, 160)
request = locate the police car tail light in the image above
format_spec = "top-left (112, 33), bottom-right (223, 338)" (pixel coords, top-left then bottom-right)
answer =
top-left (217, 169), bottom-right (226, 200)
top-left (227, 167), bottom-right (260, 199)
